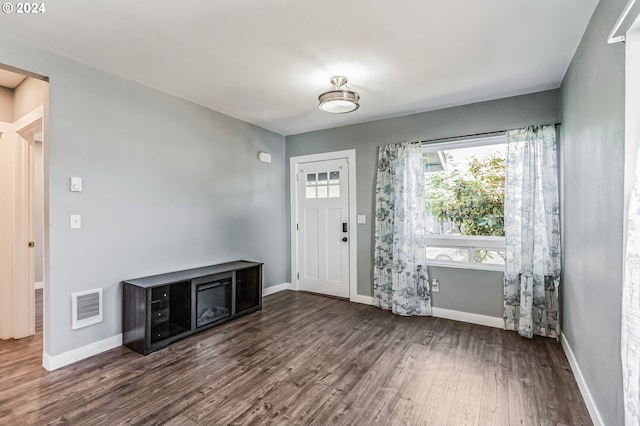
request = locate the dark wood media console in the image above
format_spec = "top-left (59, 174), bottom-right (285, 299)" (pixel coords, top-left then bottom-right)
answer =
top-left (122, 260), bottom-right (263, 355)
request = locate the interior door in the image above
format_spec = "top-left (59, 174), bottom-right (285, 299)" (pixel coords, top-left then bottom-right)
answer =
top-left (0, 128), bottom-right (35, 339)
top-left (296, 158), bottom-right (349, 298)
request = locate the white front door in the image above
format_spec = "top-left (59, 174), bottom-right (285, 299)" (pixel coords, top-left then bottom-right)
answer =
top-left (295, 158), bottom-right (350, 298)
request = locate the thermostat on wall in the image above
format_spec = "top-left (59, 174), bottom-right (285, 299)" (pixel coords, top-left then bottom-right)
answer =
top-left (70, 177), bottom-right (83, 192)
top-left (258, 152), bottom-right (271, 163)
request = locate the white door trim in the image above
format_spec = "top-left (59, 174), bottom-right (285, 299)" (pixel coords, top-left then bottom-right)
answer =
top-left (290, 149), bottom-right (358, 301)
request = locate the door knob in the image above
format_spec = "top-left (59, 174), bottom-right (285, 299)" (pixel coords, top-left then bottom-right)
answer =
top-left (342, 237), bottom-right (348, 242)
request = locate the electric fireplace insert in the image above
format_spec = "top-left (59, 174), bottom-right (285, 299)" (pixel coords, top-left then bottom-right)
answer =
top-left (195, 274), bottom-right (232, 328)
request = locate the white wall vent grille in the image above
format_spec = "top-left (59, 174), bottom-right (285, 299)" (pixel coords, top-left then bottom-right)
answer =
top-left (71, 288), bottom-right (103, 329)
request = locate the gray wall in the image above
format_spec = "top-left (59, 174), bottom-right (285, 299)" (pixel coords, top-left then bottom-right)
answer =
top-left (0, 36), bottom-right (288, 357)
top-left (429, 267), bottom-right (504, 317)
top-left (559, 0), bottom-right (626, 424)
top-left (286, 90), bottom-right (560, 316)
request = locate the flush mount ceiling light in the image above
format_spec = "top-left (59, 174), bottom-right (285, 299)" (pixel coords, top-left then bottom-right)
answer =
top-left (318, 75), bottom-right (360, 114)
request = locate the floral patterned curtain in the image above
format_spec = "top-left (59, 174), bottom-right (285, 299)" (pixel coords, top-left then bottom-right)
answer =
top-left (504, 125), bottom-right (561, 338)
top-left (373, 142), bottom-right (431, 316)
top-left (623, 146), bottom-right (640, 425)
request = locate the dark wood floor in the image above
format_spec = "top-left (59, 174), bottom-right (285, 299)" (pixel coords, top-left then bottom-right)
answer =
top-left (0, 290), bottom-right (591, 425)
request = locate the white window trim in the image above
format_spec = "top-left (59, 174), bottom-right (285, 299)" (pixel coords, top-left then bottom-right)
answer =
top-left (426, 235), bottom-right (505, 249)
top-left (426, 235), bottom-right (505, 272)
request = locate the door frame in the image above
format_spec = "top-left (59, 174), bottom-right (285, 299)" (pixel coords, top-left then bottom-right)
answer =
top-left (290, 149), bottom-right (358, 302)
top-left (15, 111), bottom-right (42, 338)
top-left (0, 63), bottom-right (49, 366)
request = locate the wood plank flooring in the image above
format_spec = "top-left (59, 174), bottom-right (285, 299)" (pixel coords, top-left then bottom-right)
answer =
top-left (0, 290), bottom-right (592, 425)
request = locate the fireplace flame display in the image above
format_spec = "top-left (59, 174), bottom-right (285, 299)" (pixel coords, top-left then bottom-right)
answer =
top-left (198, 306), bottom-right (230, 326)
top-left (196, 279), bottom-right (232, 328)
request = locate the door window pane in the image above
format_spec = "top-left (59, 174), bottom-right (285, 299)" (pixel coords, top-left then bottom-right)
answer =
top-left (317, 186), bottom-right (328, 198)
top-left (305, 170), bottom-right (341, 199)
top-left (306, 173), bottom-right (317, 185)
top-left (306, 187), bottom-right (316, 199)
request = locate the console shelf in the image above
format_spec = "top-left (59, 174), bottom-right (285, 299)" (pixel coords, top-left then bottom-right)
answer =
top-left (122, 260), bottom-right (262, 355)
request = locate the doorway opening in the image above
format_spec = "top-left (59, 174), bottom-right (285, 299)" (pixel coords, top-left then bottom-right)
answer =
top-left (0, 64), bottom-right (49, 367)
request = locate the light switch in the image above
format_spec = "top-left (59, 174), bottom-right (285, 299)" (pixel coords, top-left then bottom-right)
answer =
top-left (70, 177), bottom-right (82, 192)
top-left (70, 215), bottom-right (82, 229)
top-left (357, 215), bottom-right (366, 224)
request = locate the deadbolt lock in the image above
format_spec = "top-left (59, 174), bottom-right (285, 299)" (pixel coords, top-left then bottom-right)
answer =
top-left (28, 242), bottom-right (34, 247)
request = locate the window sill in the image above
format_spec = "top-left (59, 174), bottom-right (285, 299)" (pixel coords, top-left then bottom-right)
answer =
top-left (426, 261), bottom-right (505, 273)
top-left (426, 235), bottom-right (505, 249)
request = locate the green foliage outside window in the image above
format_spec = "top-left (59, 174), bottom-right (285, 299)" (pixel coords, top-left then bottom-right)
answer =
top-left (426, 153), bottom-right (506, 237)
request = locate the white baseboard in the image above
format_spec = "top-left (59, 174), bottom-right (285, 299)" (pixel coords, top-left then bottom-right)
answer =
top-left (560, 332), bottom-right (603, 426)
top-left (337, 292), bottom-right (503, 329)
top-left (431, 307), bottom-right (504, 329)
top-left (350, 294), bottom-right (375, 305)
top-left (262, 283), bottom-right (376, 307)
top-left (34, 281), bottom-right (43, 290)
top-left (263, 282), bottom-right (294, 297)
top-left (264, 287), bottom-right (501, 329)
top-left (42, 334), bottom-right (122, 371)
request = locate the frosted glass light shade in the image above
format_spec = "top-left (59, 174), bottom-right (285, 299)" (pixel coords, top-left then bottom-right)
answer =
top-left (318, 76), bottom-right (360, 114)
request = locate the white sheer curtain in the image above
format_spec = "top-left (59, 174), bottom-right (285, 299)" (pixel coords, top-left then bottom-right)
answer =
top-left (373, 142), bottom-right (431, 316)
top-left (623, 144), bottom-right (640, 425)
top-left (503, 125), bottom-right (561, 339)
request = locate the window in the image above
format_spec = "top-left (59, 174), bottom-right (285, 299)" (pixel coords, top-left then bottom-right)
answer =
top-left (305, 171), bottom-right (340, 199)
top-left (423, 135), bottom-right (507, 271)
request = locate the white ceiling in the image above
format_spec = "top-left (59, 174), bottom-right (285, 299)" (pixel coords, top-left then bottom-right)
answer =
top-left (0, 0), bottom-right (598, 135)
top-left (0, 68), bottom-right (26, 89)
